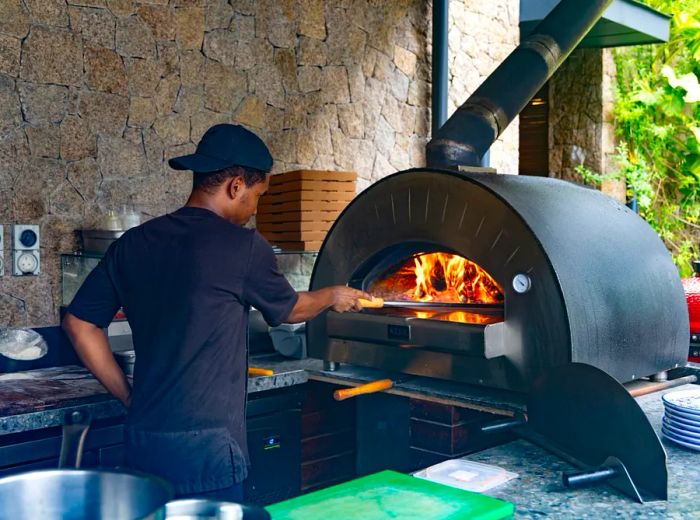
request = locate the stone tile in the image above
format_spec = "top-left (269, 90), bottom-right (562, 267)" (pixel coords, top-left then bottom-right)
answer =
top-left (106, 0), bottom-right (134, 17)
top-left (50, 181), bottom-right (84, 217)
top-left (0, 75), bottom-right (22, 134)
top-left (322, 66), bottom-right (350, 104)
top-left (231, 13), bottom-right (255, 41)
top-left (0, 0), bottom-right (31, 39)
top-left (85, 44), bottom-right (128, 96)
top-left (347, 64), bottom-right (365, 103)
top-left (97, 135), bottom-right (148, 179)
top-left (283, 95), bottom-right (306, 130)
top-left (26, 125), bottom-right (60, 159)
top-left (153, 73), bottom-right (181, 116)
top-left (394, 45), bottom-right (417, 76)
top-left (180, 51), bottom-right (204, 87)
top-left (203, 60), bottom-right (246, 113)
top-left (153, 113), bottom-right (191, 147)
top-left (137, 5), bottom-right (175, 41)
top-left (127, 97), bottom-right (156, 128)
top-left (157, 42), bottom-right (179, 77)
top-left (175, 7), bottom-right (204, 50)
top-left (20, 26), bottom-right (83, 86)
top-left (142, 127), bottom-right (166, 176)
top-left (125, 57), bottom-right (162, 97)
top-left (267, 16), bottom-right (296, 49)
top-left (0, 291), bottom-right (28, 327)
top-left (275, 48), bottom-right (297, 94)
top-left (298, 37), bottom-right (326, 67)
top-left (18, 81), bottom-right (67, 125)
top-left (268, 129), bottom-right (296, 163)
top-left (190, 110), bottom-right (229, 142)
top-left (297, 66), bottom-right (322, 93)
top-left (173, 85), bottom-right (204, 116)
top-left (337, 103), bottom-right (363, 139)
top-left (251, 62), bottom-right (285, 108)
top-left (205, 0), bottom-right (233, 31)
top-left (68, 0), bottom-right (107, 7)
top-left (116, 14), bottom-right (156, 59)
top-left (67, 157), bottom-right (101, 201)
top-left (67, 6), bottom-right (116, 50)
top-left (203, 29), bottom-right (238, 66)
top-left (25, 0), bottom-right (70, 27)
top-left (0, 35), bottom-right (21, 76)
top-left (233, 96), bottom-right (265, 129)
top-left (79, 90), bottom-right (129, 135)
top-left (298, 0), bottom-right (325, 40)
top-left (60, 115), bottom-right (97, 161)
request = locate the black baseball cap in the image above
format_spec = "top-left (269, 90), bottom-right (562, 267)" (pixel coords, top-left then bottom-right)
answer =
top-left (168, 124), bottom-right (273, 173)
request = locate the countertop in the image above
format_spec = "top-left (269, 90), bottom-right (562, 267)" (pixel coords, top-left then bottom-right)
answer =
top-left (1, 359), bottom-right (698, 517)
top-left (0, 357), bottom-right (311, 436)
top-left (466, 385), bottom-right (700, 519)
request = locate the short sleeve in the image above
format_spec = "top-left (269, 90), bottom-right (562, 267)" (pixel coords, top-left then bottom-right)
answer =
top-left (67, 256), bottom-right (121, 328)
top-left (243, 233), bottom-right (299, 327)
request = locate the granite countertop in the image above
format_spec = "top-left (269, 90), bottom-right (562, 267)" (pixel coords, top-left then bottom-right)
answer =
top-left (465, 384), bottom-right (700, 519)
top-left (0, 356), bottom-right (313, 436)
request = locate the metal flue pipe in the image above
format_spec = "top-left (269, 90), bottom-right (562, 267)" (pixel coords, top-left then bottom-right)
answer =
top-left (426, 0), bottom-right (614, 169)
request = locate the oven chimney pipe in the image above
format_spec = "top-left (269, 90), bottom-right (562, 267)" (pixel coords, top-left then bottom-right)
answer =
top-left (431, 0), bottom-right (449, 135)
top-left (426, 0), bottom-right (614, 169)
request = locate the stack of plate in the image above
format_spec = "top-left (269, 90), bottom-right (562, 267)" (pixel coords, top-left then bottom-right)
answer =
top-left (661, 388), bottom-right (700, 451)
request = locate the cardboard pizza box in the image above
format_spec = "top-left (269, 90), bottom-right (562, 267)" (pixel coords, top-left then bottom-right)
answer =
top-left (269, 170), bottom-right (357, 186)
top-left (270, 240), bottom-right (324, 251)
top-left (257, 200), bottom-right (349, 214)
top-left (257, 220), bottom-right (332, 233)
top-left (259, 189), bottom-right (355, 205)
top-left (267, 179), bottom-right (356, 194)
top-left (255, 210), bottom-right (342, 224)
top-left (262, 230), bottom-right (328, 241)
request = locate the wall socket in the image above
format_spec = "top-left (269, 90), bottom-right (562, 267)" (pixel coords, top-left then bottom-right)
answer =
top-left (12, 224), bottom-right (40, 276)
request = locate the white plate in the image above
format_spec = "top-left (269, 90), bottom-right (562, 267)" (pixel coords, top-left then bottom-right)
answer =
top-left (662, 389), bottom-right (700, 415)
top-left (662, 419), bottom-right (700, 440)
top-left (664, 414), bottom-right (700, 434)
top-left (662, 427), bottom-right (700, 451)
top-left (664, 405), bottom-right (700, 423)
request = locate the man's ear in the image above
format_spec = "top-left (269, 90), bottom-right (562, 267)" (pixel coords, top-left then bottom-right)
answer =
top-left (227, 175), bottom-right (245, 200)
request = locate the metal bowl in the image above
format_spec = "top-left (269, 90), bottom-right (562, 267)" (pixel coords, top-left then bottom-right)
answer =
top-left (0, 328), bottom-right (48, 372)
top-left (0, 469), bottom-right (173, 519)
top-left (165, 499), bottom-right (270, 520)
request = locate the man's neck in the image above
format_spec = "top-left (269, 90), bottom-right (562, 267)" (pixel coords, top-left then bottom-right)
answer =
top-left (185, 192), bottom-right (225, 219)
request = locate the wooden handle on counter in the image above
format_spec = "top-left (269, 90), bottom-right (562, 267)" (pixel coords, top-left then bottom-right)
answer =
top-left (333, 379), bottom-right (394, 401)
top-left (358, 297), bottom-right (384, 308)
top-left (248, 367), bottom-right (274, 377)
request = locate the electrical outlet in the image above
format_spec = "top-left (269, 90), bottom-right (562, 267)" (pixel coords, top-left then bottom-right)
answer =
top-left (13, 224), bottom-right (40, 251)
top-left (12, 224), bottom-right (40, 276)
top-left (0, 225), bottom-right (4, 277)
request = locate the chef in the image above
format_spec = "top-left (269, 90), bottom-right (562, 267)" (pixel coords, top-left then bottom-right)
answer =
top-left (62, 124), bottom-right (369, 501)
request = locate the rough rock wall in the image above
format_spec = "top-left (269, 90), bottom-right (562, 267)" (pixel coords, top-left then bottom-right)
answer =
top-left (0, 0), bottom-right (519, 327)
top-left (548, 48), bottom-right (618, 196)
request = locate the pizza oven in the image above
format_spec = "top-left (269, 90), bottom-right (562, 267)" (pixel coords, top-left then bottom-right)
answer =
top-left (306, 0), bottom-right (689, 393)
top-left (307, 168), bottom-right (689, 392)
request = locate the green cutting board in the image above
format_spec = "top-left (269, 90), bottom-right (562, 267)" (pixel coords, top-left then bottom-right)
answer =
top-left (266, 470), bottom-right (514, 520)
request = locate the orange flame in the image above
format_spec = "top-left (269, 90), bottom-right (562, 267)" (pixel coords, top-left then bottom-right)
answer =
top-left (370, 252), bottom-right (503, 305)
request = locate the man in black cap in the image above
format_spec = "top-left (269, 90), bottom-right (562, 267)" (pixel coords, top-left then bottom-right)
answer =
top-left (63, 124), bottom-right (369, 501)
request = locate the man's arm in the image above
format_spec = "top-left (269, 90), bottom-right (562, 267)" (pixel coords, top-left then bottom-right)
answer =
top-left (285, 286), bottom-right (370, 323)
top-left (62, 312), bottom-right (132, 407)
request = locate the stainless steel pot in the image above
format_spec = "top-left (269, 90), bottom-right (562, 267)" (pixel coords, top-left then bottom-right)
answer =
top-left (165, 499), bottom-right (270, 520)
top-left (0, 469), bottom-right (173, 519)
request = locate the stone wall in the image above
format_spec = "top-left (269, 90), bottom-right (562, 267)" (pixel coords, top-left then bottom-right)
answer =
top-left (0, 0), bottom-right (520, 327)
top-left (548, 47), bottom-right (620, 200)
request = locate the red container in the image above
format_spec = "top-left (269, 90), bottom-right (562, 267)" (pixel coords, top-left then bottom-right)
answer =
top-left (682, 261), bottom-right (700, 363)
top-left (683, 261), bottom-right (700, 333)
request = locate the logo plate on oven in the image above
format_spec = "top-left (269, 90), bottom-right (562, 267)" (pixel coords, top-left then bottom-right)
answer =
top-left (387, 324), bottom-right (411, 341)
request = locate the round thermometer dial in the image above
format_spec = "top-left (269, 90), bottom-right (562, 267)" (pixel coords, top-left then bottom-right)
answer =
top-left (512, 273), bottom-right (532, 294)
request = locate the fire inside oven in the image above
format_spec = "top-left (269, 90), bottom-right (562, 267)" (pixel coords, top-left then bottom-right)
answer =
top-left (362, 251), bottom-right (504, 325)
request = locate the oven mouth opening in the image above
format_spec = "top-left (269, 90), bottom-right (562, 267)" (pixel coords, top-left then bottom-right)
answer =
top-left (350, 245), bottom-right (504, 325)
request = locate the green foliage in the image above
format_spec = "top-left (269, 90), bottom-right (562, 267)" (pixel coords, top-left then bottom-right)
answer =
top-left (611, 0), bottom-right (700, 276)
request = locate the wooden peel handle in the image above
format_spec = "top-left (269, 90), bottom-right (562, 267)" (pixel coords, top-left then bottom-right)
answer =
top-left (333, 379), bottom-right (394, 401)
top-left (248, 367), bottom-right (274, 377)
top-left (358, 297), bottom-right (384, 308)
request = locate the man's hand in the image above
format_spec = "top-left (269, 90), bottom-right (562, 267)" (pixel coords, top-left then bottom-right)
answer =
top-left (285, 286), bottom-right (373, 323)
top-left (329, 286), bottom-right (371, 313)
top-left (62, 312), bottom-right (132, 408)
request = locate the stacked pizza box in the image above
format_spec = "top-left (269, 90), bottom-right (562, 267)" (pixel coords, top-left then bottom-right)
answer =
top-left (257, 170), bottom-right (357, 251)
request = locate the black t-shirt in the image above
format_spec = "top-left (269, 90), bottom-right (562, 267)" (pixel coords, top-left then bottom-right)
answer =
top-left (68, 206), bottom-right (298, 494)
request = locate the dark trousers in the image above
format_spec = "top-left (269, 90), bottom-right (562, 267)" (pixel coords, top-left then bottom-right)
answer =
top-left (177, 482), bottom-right (244, 503)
